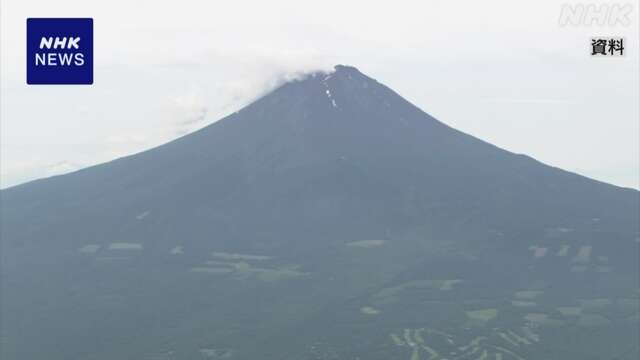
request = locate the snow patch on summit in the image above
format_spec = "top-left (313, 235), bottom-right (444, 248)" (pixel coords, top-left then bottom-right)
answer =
top-left (322, 79), bottom-right (338, 108)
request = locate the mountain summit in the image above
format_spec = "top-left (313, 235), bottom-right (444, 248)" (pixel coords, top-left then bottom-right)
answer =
top-left (2, 65), bottom-right (638, 360)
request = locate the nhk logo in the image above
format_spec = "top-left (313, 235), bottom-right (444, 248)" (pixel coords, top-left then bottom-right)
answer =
top-left (27, 18), bottom-right (93, 85)
top-left (36, 37), bottom-right (85, 66)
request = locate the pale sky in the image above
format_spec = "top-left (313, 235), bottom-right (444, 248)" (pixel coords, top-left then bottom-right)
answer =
top-left (1, 0), bottom-right (638, 189)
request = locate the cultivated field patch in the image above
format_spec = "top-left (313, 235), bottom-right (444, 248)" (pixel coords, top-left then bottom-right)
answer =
top-left (108, 242), bottom-right (143, 250)
top-left (78, 244), bottom-right (101, 253)
top-left (346, 240), bottom-right (386, 248)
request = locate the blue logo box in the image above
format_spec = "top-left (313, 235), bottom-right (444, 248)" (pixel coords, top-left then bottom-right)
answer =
top-left (27, 18), bottom-right (93, 85)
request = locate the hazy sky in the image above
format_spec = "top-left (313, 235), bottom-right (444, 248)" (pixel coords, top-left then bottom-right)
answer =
top-left (1, 1), bottom-right (638, 189)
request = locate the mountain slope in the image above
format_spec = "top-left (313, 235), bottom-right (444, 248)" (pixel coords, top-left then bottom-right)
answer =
top-left (1, 65), bottom-right (638, 360)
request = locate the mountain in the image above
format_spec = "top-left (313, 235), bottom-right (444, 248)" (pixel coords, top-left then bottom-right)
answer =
top-left (1, 65), bottom-right (638, 360)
